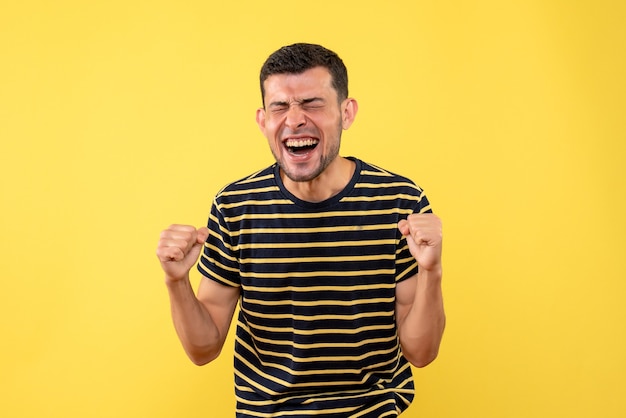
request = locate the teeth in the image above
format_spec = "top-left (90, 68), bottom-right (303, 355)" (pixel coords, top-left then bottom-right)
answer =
top-left (285, 138), bottom-right (318, 148)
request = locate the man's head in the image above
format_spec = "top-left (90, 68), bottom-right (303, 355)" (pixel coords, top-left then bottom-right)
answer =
top-left (255, 44), bottom-right (358, 193)
top-left (260, 43), bottom-right (348, 107)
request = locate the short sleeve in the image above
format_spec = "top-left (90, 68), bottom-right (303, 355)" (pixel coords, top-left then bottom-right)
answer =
top-left (197, 200), bottom-right (241, 288)
top-left (395, 188), bottom-right (432, 282)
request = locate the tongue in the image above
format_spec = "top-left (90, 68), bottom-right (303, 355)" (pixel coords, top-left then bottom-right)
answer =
top-left (289, 144), bottom-right (317, 155)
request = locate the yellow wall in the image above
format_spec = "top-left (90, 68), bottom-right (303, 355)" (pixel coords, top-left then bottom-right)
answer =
top-left (1, 1), bottom-right (625, 417)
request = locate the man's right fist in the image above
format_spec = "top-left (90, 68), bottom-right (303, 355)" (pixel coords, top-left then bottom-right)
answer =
top-left (156, 224), bottom-right (210, 282)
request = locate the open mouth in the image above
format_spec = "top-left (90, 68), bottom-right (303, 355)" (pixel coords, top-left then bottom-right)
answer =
top-left (284, 138), bottom-right (319, 155)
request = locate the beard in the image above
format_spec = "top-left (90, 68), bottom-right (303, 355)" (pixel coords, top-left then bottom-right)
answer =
top-left (274, 132), bottom-right (341, 183)
top-left (273, 120), bottom-right (343, 183)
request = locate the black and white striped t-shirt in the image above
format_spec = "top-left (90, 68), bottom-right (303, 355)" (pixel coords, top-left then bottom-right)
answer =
top-left (198, 158), bottom-right (432, 417)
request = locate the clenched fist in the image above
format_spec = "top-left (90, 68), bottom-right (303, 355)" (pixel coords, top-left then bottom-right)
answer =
top-left (156, 224), bottom-right (209, 282)
top-left (398, 213), bottom-right (443, 272)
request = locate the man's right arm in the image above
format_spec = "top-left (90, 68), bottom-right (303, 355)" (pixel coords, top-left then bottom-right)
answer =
top-left (157, 224), bottom-right (240, 365)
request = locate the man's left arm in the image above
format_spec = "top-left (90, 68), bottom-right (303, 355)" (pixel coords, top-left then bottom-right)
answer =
top-left (396, 213), bottom-right (446, 367)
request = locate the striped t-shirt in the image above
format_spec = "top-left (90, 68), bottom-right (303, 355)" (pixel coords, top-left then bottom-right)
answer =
top-left (198, 157), bottom-right (432, 417)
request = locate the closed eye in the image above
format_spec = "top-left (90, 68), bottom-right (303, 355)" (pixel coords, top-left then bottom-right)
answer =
top-left (301, 98), bottom-right (325, 110)
top-left (267, 98), bottom-right (326, 113)
top-left (268, 103), bottom-right (289, 114)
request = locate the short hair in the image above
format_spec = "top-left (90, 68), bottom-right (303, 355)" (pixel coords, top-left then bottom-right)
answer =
top-left (259, 43), bottom-right (348, 106)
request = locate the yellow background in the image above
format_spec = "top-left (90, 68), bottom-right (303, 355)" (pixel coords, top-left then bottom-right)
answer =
top-left (1, 0), bottom-right (625, 417)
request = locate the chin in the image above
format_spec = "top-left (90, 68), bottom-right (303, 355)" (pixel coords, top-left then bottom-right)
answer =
top-left (277, 159), bottom-right (321, 181)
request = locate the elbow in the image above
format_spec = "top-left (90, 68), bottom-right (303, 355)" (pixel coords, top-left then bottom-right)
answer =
top-left (403, 347), bottom-right (440, 368)
top-left (188, 355), bottom-right (213, 366)
top-left (400, 315), bottom-right (446, 368)
top-left (186, 346), bottom-right (222, 366)
top-left (400, 329), bottom-right (445, 368)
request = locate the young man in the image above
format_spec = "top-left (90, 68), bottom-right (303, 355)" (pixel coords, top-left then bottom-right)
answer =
top-left (156, 43), bottom-right (445, 417)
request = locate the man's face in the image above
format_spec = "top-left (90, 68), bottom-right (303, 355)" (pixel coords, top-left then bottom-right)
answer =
top-left (256, 66), bottom-right (352, 183)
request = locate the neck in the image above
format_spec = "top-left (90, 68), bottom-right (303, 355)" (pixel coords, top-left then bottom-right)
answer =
top-left (281, 157), bottom-right (355, 203)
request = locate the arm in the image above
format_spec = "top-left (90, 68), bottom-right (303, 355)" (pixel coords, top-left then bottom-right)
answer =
top-left (157, 225), bottom-right (240, 365)
top-left (396, 214), bottom-right (446, 367)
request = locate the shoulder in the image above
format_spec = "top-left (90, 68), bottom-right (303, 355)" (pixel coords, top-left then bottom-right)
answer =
top-left (351, 158), bottom-right (431, 212)
top-left (215, 164), bottom-right (278, 198)
top-left (355, 159), bottom-right (424, 193)
top-left (211, 164), bottom-right (288, 214)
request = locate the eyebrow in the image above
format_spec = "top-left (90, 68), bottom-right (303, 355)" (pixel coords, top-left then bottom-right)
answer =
top-left (268, 97), bottom-right (325, 108)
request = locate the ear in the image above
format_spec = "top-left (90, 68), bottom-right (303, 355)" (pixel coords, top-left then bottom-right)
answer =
top-left (256, 107), bottom-right (266, 132)
top-left (341, 98), bottom-right (358, 130)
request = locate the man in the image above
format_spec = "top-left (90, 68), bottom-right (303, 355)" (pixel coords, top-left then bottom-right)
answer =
top-left (156, 43), bottom-right (445, 417)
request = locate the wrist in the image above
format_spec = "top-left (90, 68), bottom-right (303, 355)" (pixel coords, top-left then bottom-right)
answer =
top-left (419, 264), bottom-right (442, 282)
top-left (164, 273), bottom-right (190, 286)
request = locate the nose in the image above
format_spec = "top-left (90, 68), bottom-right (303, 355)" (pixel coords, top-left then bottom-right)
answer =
top-left (285, 104), bottom-right (306, 130)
